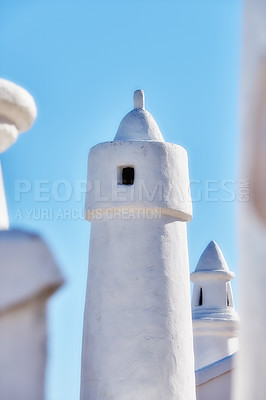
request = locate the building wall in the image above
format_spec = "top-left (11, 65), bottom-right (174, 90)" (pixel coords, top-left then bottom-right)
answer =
top-left (197, 369), bottom-right (235, 400)
top-left (193, 333), bottom-right (238, 370)
top-left (0, 298), bottom-right (47, 400)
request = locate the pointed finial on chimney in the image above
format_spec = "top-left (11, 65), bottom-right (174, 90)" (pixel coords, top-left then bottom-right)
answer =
top-left (133, 89), bottom-right (145, 109)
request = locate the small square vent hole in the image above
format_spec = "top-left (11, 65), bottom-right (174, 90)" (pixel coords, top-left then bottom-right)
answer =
top-left (118, 166), bottom-right (135, 185)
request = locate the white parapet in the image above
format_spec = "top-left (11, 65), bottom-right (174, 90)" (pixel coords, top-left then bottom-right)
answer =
top-left (80, 91), bottom-right (196, 400)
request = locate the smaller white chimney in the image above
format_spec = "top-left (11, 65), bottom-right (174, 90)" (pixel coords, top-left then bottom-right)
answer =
top-left (191, 241), bottom-right (239, 370)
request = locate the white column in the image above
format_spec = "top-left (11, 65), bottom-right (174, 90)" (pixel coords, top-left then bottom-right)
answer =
top-left (191, 242), bottom-right (239, 371)
top-left (81, 92), bottom-right (196, 400)
top-left (0, 78), bottom-right (63, 400)
top-left (234, 1), bottom-right (266, 399)
top-left (81, 218), bottom-right (194, 399)
top-left (0, 230), bottom-right (64, 400)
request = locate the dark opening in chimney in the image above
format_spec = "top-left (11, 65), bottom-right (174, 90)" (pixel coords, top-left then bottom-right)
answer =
top-left (122, 167), bottom-right (134, 185)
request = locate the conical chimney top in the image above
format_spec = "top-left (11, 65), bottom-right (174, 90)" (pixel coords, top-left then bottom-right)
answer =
top-left (114, 90), bottom-right (164, 142)
top-left (196, 241), bottom-right (229, 272)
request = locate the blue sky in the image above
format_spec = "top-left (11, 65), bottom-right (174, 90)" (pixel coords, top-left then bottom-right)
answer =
top-left (0, 0), bottom-right (243, 399)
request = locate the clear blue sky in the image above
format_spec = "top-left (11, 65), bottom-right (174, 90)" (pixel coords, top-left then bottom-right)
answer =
top-left (0, 1), bottom-right (243, 399)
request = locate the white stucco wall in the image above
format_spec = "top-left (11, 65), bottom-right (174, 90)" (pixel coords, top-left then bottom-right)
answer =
top-left (0, 299), bottom-right (47, 400)
top-left (197, 370), bottom-right (234, 400)
top-left (0, 230), bottom-right (64, 399)
top-left (193, 323), bottom-right (239, 370)
top-left (195, 353), bottom-right (237, 400)
top-left (81, 217), bottom-right (195, 399)
top-left (85, 140), bottom-right (192, 222)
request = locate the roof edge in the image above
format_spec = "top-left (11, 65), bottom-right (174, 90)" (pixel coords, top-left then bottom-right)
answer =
top-left (195, 352), bottom-right (238, 386)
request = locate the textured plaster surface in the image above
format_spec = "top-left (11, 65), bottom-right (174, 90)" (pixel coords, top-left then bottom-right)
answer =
top-left (81, 218), bottom-right (195, 400)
